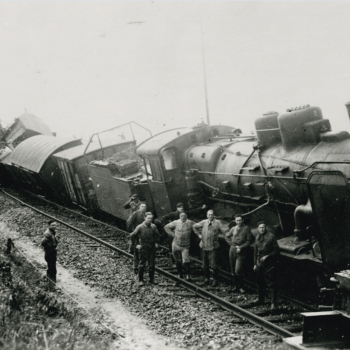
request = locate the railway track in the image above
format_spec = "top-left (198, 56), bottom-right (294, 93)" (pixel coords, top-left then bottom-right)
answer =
top-left (0, 187), bottom-right (315, 340)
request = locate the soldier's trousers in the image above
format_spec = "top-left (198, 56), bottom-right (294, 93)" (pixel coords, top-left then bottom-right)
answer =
top-left (138, 247), bottom-right (156, 270)
top-left (256, 260), bottom-right (277, 292)
top-left (45, 250), bottom-right (57, 282)
top-left (229, 246), bottom-right (247, 277)
top-left (202, 248), bottom-right (218, 270)
top-left (133, 249), bottom-right (140, 269)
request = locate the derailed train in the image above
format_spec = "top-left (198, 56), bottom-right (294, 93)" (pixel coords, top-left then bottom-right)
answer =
top-left (2, 105), bottom-right (350, 291)
top-left (3, 106), bottom-right (350, 346)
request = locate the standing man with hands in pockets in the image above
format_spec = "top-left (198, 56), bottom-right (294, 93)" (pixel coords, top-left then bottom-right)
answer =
top-left (253, 221), bottom-right (280, 310)
top-left (193, 210), bottom-right (227, 287)
top-left (226, 214), bottom-right (254, 294)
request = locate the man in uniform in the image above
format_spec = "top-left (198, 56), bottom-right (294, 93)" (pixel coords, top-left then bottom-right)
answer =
top-left (126, 203), bottom-right (147, 278)
top-left (155, 203), bottom-right (185, 266)
top-left (124, 194), bottom-right (141, 213)
top-left (41, 220), bottom-right (59, 287)
top-left (126, 203), bottom-right (148, 232)
top-left (193, 210), bottom-right (227, 287)
top-left (226, 214), bottom-right (254, 293)
top-left (253, 221), bottom-right (280, 310)
top-left (165, 212), bottom-right (195, 281)
top-left (130, 212), bottom-right (160, 286)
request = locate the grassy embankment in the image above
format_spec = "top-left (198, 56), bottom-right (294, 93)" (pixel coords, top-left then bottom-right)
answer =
top-left (0, 234), bottom-right (117, 350)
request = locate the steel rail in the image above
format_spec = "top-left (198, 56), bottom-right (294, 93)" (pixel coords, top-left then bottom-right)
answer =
top-left (4, 187), bottom-right (317, 312)
top-left (1, 189), bottom-right (294, 339)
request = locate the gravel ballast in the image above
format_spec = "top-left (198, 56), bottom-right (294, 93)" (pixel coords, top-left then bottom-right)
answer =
top-left (0, 191), bottom-right (288, 350)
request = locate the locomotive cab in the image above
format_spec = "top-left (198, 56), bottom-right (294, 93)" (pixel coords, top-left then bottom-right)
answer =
top-left (136, 125), bottom-right (234, 217)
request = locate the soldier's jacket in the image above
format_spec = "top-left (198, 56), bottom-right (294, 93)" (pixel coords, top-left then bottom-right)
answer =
top-left (41, 229), bottom-right (59, 253)
top-left (130, 222), bottom-right (160, 249)
top-left (126, 209), bottom-right (146, 232)
top-left (158, 210), bottom-right (181, 225)
top-left (158, 207), bottom-right (205, 225)
top-left (254, 231), bottom-right (279, 266)
top-left (164, 219), bottom-right (195, 248)
top-left (226, 224), bottom-right (254, 250)
top-left (193, 219), bottom-right (227, 251)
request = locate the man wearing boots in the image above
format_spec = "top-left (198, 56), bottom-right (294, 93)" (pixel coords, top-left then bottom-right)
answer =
top-left (253, 221), bottom-right (280, 310)
top-left (41, 220), bottom-right (59, 287)
top-left (130, 212), bottom-right (160, 286)
top-left (155, 203), bottom-right (185, 267)
top-left (127, 203), bottom-right (147, 279)
top-left (193, 210), bottom-right (227, 287)
top-left (226, 214), bottom-right (254, 293)
top-left (164, 212), bottom-right (195, 281)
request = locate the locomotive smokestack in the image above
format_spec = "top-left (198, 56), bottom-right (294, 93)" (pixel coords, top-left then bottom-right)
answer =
top-left (345, 102), bottom-right (350, 121)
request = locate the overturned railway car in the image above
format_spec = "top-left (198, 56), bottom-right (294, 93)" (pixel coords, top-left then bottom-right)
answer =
top-left (0, 113), bottom-right (52, 149)
top-left (53, 139), bottom-right (137, 212)
top-left (4, 135), bottom-right (82, 202)
top-left (0, 113), bottom-right (53, 185)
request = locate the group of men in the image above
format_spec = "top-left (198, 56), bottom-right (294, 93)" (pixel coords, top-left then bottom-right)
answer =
top-left (124, 194), bottom-right (280, 309)
top-left (39, 193), bottom-right (279, 310)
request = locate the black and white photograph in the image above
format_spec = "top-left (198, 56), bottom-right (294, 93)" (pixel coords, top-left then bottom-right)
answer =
top-left (1, 2), bottom-right (350, 349)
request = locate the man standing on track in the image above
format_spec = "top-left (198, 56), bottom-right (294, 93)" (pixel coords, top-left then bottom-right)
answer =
top-left (155, 203), bottom-right (185, 266)
top-left (41, 220), bottom-right (59, 288)
top-left (253, 221), bottom-right (280, 310)
top-left (193, 210), bottom-right (227, 287)
top-left (164, 212), bottom-right (195, 281)
top-left (226, 214), bottom-right (254, 293)
top-left (126, 203), bottom-right (148, 279)
top-left (130, 212), bottom-right (160, 286)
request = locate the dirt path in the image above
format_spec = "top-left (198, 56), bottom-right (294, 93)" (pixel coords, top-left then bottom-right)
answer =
top-left (0, 222), bottom-right (182, 350)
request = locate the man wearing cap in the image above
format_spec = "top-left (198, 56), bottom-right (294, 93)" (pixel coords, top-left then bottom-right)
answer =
top-left (155, 203), bottom-right (185, 266)
top-left (126, 203), bottom-right (148, 278)
top-left (41, 220), bottom-right (59, 288)
top-left (193, 210), bottom-right (227, 287)
top-left (226, 214), bottom-right (254, 293)
top-left (253, 221), bottom-right (280, 310)
top-left (156, 202), bottom-right (185, 224)
top-left (124, 194), bottom-right (141, 214)
top-left (130, 212), bottom-right (160, 286)
top-left (127, 203), bottom-right (148, 233)
top-left (165, 212), bottom-right (195, 281)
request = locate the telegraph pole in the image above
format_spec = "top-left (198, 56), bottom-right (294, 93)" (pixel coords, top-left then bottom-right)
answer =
top-left (200, 18), bottom-right (210, 125)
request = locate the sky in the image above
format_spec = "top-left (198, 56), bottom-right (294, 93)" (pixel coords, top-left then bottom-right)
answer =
top-left (1, 2), bottom-right (350, 142)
